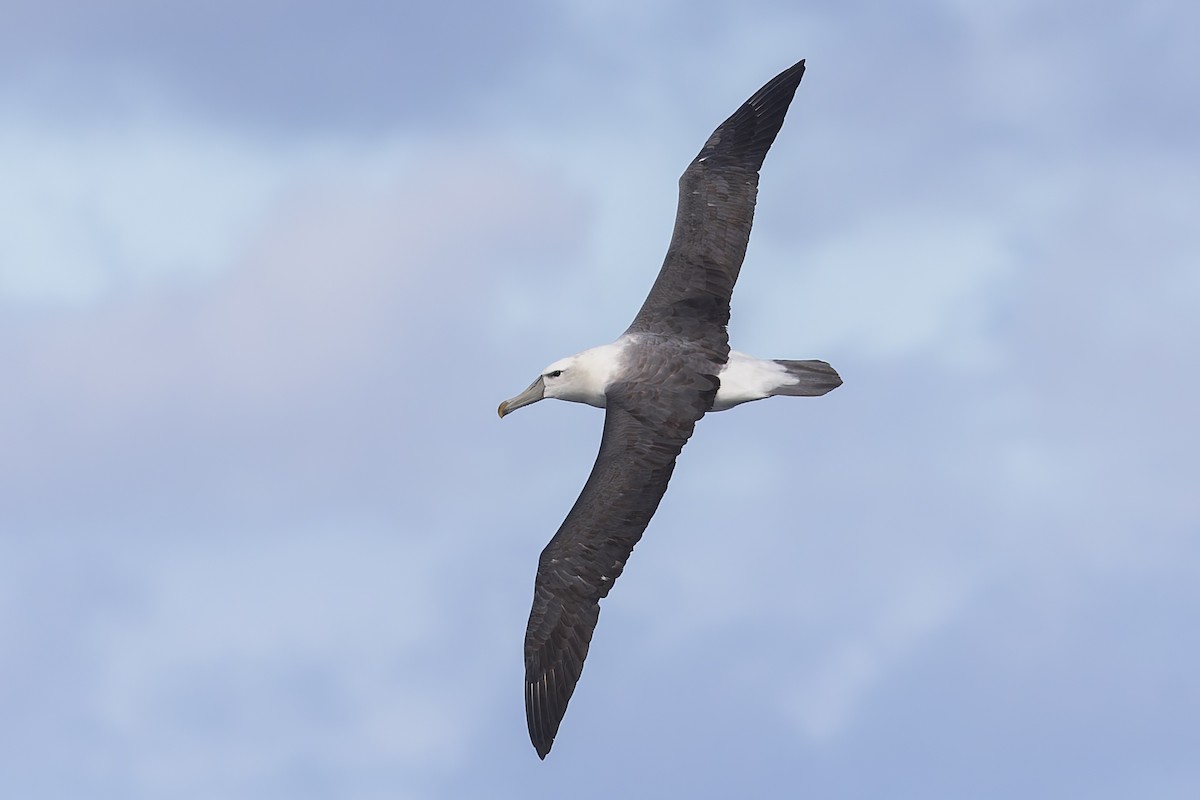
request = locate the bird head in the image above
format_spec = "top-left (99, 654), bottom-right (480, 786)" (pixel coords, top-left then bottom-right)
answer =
top-left (497, 357), bottom-right (578, 418)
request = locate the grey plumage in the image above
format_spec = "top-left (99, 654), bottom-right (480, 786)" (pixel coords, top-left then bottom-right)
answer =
top-left (511, 58), bottom-right (835, 759)
top-left (769, 359), bottom-right (843, 397)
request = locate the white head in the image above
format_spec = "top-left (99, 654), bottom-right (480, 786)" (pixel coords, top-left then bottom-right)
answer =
top-left (497, 342), bottom-right (626, 417)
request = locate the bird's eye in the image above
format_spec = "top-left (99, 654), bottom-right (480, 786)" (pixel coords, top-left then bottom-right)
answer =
top-left (546, 370), bottom-right (563, 379)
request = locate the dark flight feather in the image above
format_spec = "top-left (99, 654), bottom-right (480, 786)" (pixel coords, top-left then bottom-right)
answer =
top-left (523, 59), bottom-right (807, 758)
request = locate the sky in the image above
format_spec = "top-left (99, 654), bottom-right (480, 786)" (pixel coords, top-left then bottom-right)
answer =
top-left (2, 0), bottom-right (1198, 797)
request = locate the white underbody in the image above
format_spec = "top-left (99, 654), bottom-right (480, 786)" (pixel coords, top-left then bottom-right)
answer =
top-left (538, 337), bottom-right (802, 412)
top-left (711, 350), bottom-right (800, 411)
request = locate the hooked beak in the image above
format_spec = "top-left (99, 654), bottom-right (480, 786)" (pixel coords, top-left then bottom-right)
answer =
top-left (498, 376), bottom-right (545, 418)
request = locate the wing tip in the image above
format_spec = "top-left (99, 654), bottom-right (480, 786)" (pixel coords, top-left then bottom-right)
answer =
top-left (752, 57), bottom-right (807, 109)
top-left (526, 677), bottom-right (559, 759)
top-left (689, 56), bottom-right (807, 171)
top-left (755, 58), bottom-right (806, 97)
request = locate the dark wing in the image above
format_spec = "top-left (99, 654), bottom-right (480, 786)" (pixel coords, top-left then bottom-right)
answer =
top-left (524, 378), bottom-right (716, 758)
top-left (627, 59), bottom-right (806, 354)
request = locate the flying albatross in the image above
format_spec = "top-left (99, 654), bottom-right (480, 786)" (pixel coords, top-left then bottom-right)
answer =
top-left (498, 58), bottom-right (840, 758)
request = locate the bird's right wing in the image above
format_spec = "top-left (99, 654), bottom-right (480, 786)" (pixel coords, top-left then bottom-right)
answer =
top-left (523, 379), bottom-right (714, 758)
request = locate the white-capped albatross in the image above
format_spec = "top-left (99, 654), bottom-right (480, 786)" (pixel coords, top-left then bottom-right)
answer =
top-left (499, 58), bottom-right (840, 759)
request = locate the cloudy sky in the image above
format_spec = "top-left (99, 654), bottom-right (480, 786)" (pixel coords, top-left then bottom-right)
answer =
top-left (3, 1), bottom-right (1198, 797)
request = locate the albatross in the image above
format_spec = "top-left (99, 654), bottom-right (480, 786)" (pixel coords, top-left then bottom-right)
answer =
top-left (499, 58), bottom-right (840, 759)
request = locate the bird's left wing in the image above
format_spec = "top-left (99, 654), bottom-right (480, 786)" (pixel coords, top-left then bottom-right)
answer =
top-left (627, 59), bottom-right (806, 353)
top-left (523, 379), bottom-right (715, 758)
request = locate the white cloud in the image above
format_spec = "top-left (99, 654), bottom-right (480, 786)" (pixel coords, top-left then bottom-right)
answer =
top-left (748, 210), bottom-right (1013, 365)
top-left (783, 566), bottom-right (975, 743)
top-left (92, 526), bottom-right (473, 788)
top-left (0, 110), bottom-right (283, 305)
top-left (0, 95), bottom-right (468, 310)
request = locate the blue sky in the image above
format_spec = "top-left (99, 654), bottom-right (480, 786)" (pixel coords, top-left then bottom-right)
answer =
top-left (2, 1), bottom-right (1198, 797)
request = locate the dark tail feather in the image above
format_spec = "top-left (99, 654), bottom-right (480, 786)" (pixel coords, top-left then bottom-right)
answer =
top-left (771, 359), bottom-right (842, 396)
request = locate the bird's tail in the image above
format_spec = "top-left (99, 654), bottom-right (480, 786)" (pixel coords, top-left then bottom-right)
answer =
top-left (770, 359), bottom-right (842, 396)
